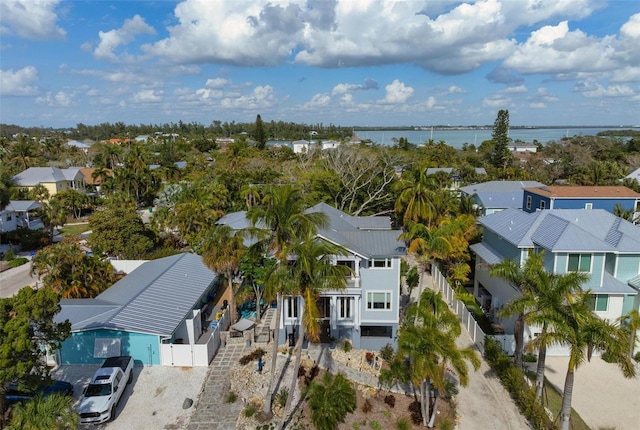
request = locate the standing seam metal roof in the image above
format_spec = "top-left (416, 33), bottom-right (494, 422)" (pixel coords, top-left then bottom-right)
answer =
top-left (56, 253), bottom-right (217, 337)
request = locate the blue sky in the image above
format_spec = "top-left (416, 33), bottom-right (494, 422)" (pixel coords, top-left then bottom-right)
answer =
top-left (1, 0), bottom-right (639, 128)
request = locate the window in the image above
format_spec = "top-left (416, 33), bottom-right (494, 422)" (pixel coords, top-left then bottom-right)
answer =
top-left (589, 294), bottom-right (608, 312)
top-left (5, 213), bottom-right (11, 221)
top-left (568, 254), bottom-right (591, 272)
top-left (526, 195), bottom-right (532, 210)
top-left (367, 291), bottom-right (391, 310)
top-left (371, 258), bottom-right (391, 268)
top-left (286, 297), bottom-right (298, 318)
top-left (585, 203), bottom-right (593, 210)
top-left (361, 325), bottom-right (392, 338)
top-left (539, 200), bottom-right (546, 210)
top-left (339, 297), bottom-right (352, 319)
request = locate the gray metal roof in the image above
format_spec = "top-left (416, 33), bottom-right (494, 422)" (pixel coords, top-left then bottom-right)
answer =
top-left (12, 166), bottom-right (83, 186)
top-left (219, 203), bottom-right (404, 258)
top-left (600, 272), bottom-right (637, 295)
top-left (475, 191), bottom-right (525, 209)
top-left (479, 208), bottom-right (640, 253)
top-left (6, 200), bottom-right (41, 212)
top-left (469, 242), bottom-right (503, 265)
top-left (56, 253), bottom-right (217, 337)
top-left (460, 180), bottom-right (544, 196)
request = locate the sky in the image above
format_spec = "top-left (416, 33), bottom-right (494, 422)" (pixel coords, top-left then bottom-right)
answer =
top-left (1, 0), bottom-right (639, 129)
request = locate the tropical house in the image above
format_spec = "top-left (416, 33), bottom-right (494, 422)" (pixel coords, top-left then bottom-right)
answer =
top-left (470, 208), bottom-right (640, 355)
top-left (522, 185), bottom-right (640, 216)
top-left (460, 180), bottom-right (544, 216)
top-left (217, 202), bottom-right (406, 350)
top-left (53, 253), bottom-right (222, 367)
top-left (11, 166), bottom-right (86, 197)
top-left (0, 200), bottom-right (43, 233)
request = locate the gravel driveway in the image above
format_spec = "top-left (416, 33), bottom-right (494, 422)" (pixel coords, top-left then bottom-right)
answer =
top-left (53, 364), bottom-right (209, 429)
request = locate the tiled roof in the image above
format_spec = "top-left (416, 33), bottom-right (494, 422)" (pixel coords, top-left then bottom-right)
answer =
top-left (524, 185), bottom-right (640, 198)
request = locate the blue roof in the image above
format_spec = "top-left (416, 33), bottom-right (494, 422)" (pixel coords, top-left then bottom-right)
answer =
top-left (479, 208), bottom-right (640, 253)
top-left (460, 180), bottom-right (544, 195)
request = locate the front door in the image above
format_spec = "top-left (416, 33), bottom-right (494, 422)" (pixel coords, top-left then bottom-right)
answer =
top-left (318, 319), bottom-right (331, 343)
top-left (316, 297), bottom-right (331, 343)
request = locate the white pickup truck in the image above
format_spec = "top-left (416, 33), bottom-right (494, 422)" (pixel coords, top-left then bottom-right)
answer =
top-left (78, 356), bottom-right (134, 424)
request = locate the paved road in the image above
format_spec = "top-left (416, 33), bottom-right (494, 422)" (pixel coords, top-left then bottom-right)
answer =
top-left (0, 258), bottom-right (37, 297)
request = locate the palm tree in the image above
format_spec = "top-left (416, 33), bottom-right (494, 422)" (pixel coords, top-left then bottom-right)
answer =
top-left (490, 253), bottom-right (546, 370)
top-left (398, 289), bottom-right (480, 427)
top-left (38, 197), bottom-right (69, 243)
top-left (395, 166), bottom-right (438, 227)
top-left (245, 184), bottom-right (328, 415)
top-left (307, 372), bottom-right (356, 430)
top-left (8, 393), bottom-right (78, 429)
top-left (554, 292), bottom-right (635, 430)
top-left (617, 309), bottom-right (640, 358)
top-left (519, 259), bottom-right (588, 400)
top-left (199, 225), bottom-right (245, 324)
top-left (276, 236), bottom-right (351, 428)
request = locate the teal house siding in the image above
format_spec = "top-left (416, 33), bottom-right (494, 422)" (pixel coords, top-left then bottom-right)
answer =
top-left (616, 254), bottom-right (640, 281)
top-left (60, 329), bottom-right (160, 366)
top-left (622, 295), bottom-right (635, 316)
top-left (554, 252), bottom-right (605, 289)
top-left (484, 231), bottom-right (520, 262)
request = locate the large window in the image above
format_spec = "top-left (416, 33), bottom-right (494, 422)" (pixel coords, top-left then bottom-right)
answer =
top-left (286, 297), bottom-right (298, 318)
top-left (367, 291), bottom-right (391, 310)
top-left (589, 294), bottom-right (608, 312)
top-left (338, 297), bottom-right (352, 319)
top-left (568, 253), bottom-right (591, 272)
top-left (361, 325), bottom-right (392, 338)
top-left (371, 258), bottom-right (391, 268)
top-left (539, 200), bottom-right (546, 210)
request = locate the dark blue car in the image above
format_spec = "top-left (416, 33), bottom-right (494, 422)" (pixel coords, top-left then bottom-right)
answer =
top-left (4, 380), bottom-right (74, 407)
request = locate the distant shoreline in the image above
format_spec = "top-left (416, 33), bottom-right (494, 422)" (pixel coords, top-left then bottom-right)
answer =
top-left (351, 125), bottom-right (639, 131)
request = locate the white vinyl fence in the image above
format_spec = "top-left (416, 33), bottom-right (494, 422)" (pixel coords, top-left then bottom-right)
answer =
top-left (433, 267), bottom-right (515, 356)
top-left (160, 310), bottom-right (230, 367)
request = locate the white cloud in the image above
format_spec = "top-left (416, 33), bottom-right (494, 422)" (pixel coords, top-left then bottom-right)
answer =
top-left (501, 85), bottom-right (527, 94)
top-left (0, 66), bottom-right (39, 95)
top-left (220, 85), bottom-right (276, 109)
top-left (0, 0), bottom-right (65, 40)
top-left (132, 89), bottom-right (163, 103)
top-left (379, 80), bottom-right (413, 104)
top-left (530, 102), bottom-right (547, 109)
top-left (94, 15), bottom-right (156, 62)
top-left (140, 0), bottom-right (608, 74)
top-left (331, 78), bottom-right (378, 95)
top-left (482, 95), bottom-right (511, 108)
top-left (303, 93), bottom-right (331, 109)
top-left (448, 86), bottom-right (465, 94)
top-left (36, 91), bottom-right (73, 106)
top-left (205, 78), bottom-right (230, 88)
top-left (574, 83), bottom-right (635, 98)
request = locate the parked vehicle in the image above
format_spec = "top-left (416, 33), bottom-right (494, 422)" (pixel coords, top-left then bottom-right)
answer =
top-left (4, 379), bottom-right (74, 407)
top-left (77, 356), bottom-right (134, 424)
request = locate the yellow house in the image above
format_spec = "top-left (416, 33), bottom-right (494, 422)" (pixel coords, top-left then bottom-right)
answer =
top-left (11, 166), bottom-right (86, 197)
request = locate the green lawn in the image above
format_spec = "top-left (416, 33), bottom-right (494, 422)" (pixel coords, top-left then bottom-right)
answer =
top-left (526, 374), bottom-right (590, 430)
top-left (59, 223), bottom-right (91, 237)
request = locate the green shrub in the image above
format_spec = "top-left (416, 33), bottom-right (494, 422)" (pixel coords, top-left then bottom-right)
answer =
top-left (244, 404), bottom-right (258, 417)
top-left (8, 257), bottom-right (29, 268)
top-left (226, 391), bottom-right (237, 403)
top-left (600, 351), bottom-right (616, 363)
top-left (275, 388), bottom-right (288, 409)
top-left (634, 351), bottom-right (640, 362)
top-left (4, 248), bottom-right (16, 261)
top-left (342, 340), bottom-right (352, 353)
top-left (524, 353), bottom-right (537, 363)
top-left (439, 417), bottom-right (455, 430)
top-left (370, 420), bottom-right (382, 430)
top-left (308, 373), bottom-right (356, 430)
top-left (395, 417), bottom-right (411, 430)
top-left (484, 338), bottom-right (552, 429)
top-left (379, 343), bottom-right (394, 362)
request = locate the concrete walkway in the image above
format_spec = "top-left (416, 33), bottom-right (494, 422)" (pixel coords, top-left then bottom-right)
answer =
top-left (415, 268), bottom-right (532, 430)
top-left (188, 344), bottom-right (247, 430)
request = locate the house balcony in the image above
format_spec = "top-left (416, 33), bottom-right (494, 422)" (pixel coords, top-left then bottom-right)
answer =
top-left (17, 216), bottom-right (44, 230)
top-left (345, 276), bottom-right (360, 289)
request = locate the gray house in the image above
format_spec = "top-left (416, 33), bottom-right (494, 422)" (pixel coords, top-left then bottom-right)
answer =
top-left (218, 202), bottom-right (406, 350)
